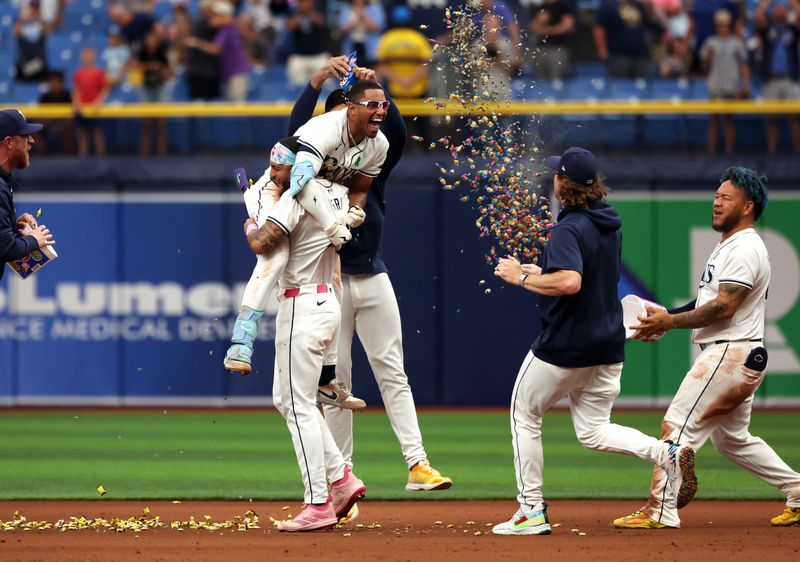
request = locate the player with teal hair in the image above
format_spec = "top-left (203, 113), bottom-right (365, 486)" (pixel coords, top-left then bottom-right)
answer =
top-left (616, 165), bottom-right (800, 529)
top-left (719, 166), bottom-right (768, 220)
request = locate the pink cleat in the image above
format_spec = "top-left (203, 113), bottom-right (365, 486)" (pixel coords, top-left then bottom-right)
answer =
top-left (330, 466), bottom-right (366, 520)
top-left (277, 497), bottom-right (338, 532)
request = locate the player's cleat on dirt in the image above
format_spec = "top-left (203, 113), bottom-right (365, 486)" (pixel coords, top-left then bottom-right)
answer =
top-left (330, 466), bottom-right (366, 520)
top-left (405, 460), bottom-right (452, 492)
top-left (660, 440), bottom-right (697, 509)
top-left (338, 503), bottom-right (359, 525)
top-left (223, 344), bottom-right (252, 375)
top-left (771, 506), bottom-right (800, 526)
top-left (613, 510), bottom-right (673, 529)
top-left (277, 499), bottom-right (338, 532)
top-left (317, 379), bottom-right (366, 410)
top-left (492, 504), bottom-right (552, 536)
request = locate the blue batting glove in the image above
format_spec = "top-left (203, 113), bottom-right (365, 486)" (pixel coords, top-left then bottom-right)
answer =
top-left (289, 160), bottom-right (315, 196)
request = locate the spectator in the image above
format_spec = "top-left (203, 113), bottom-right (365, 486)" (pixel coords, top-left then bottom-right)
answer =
top-left (241, 0), bottom-right (272, 32)
top-left (240, 0), bottom-right (281, 59)
top-left (166, 4), bottom-right (193, 69)
top-left (528, 0), bottom-right (576, 80)
top-left (652, 0), bottom-right (690, 40)
top-left (659, 35), bottom-right (692, 78)
top-left (755, 0), bottom-right (800, 153)
top-left (339, 0), bottom-right (386, 66)
top-left (474, 0), bottom-right (523, 70)
top-left (109, 2), bottom-right (157, 54)
top-left (700, 9), bottom-right (749, 154)
top-left (285, 0), bottom-right (331, 87)
top-left (238, 13), bottom-right (268, 66)
top-left (184, 1), bottom-right (250, 102)
top-left (102, 28), bottom-right (132, 86)
top-left (594, 0), bottom-right (664, 79)
top-left (17, 0), bottom-right (63, 29)
top-left (482, 13), bottom-right (514, 99)
top-left (73, 48), bottom-right (110, 157)
top-left (37, 70), bottom-right (74, 154)
top-left (137, 31), bottom-right (171, 155)
top-left (185, 0), bottom-right (220, 100)
top-left (13, 0), bottom-right (50, 82)
top-left (690, 0), bottom-right (739, 72)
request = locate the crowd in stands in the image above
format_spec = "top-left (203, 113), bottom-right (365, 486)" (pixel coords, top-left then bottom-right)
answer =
top-left (4, 0), bottom-right (799, 155)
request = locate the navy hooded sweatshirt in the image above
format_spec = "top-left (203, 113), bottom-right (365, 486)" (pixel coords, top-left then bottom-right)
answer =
top-left (531, 200), bottom-right (626, 368)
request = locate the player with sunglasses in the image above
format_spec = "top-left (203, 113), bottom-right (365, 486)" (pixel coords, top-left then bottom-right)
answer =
top-left (287, 59), bottom-right (453, 495)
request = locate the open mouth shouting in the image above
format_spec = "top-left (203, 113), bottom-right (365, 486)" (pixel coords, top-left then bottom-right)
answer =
top-left (367, 116), bottom-right (383, 136)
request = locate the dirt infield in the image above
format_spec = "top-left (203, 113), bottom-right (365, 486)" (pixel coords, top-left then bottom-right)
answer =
top-left (1, 500), bottom-right (797, 562)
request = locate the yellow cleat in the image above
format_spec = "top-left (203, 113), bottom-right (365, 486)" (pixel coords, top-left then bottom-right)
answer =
top-left (613, 511), bottom-right (673, 529)
top-left (771, 506), bottom-right (800, 527)
top-left (405, 460), bottom-right (452, 492)
top-left (338, 503), bottom-right (359, 525)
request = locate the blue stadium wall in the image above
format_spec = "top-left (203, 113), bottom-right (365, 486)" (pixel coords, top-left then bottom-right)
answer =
top-left (1, 153), bottom-right (799, 406)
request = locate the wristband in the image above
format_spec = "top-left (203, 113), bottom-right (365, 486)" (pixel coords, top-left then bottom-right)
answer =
top-left (517, 273), bottom-right (528, 287)
top-left (246, 223), bottom-right (258, 235)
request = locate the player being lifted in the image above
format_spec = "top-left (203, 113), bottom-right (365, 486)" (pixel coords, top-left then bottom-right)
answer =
top-left (242, 136), bottom-right (367, 532)
top-left (223, 75), bottom-right (389, 377)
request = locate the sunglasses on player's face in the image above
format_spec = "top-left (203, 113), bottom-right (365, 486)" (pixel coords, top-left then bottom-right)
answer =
top-left (350, 100), bottom-right (391, 110)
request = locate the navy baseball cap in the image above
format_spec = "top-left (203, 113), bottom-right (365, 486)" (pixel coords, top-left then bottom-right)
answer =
top-left (0, 109), bottom-right (43, 138)
top-left (544, 146), bottom-right (598, 186)
top-left (325, 89), bottom-right (348, 112)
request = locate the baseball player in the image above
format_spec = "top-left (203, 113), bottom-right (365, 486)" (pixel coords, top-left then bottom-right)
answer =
top-left (243, 137), bottom-right (366, 532)
top-left (223, 139), bottom-right (366, 393)
top-left (492, 147), bottom-right (696, 536)
top-left (1, 109), bottom-right (55, 278)
top-left (614, 167), bottom-right (800, 529)
top-left (287, 58), bottom-right (453, 491)
top-left (223, 75), bottom-right (388, 380)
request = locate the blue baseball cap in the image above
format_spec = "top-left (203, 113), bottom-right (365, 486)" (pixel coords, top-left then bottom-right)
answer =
top-left (544, 146), bottom-right (598, 186)
top-left (0, 109), bottom-right (43, 138)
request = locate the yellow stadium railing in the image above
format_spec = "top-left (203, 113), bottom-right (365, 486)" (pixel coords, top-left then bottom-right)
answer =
top-left (15, 99), bottom-right (800, 118)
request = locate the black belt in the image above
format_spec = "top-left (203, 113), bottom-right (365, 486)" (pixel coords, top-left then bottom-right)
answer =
top-left (699, 338), bottom-right (762, 351)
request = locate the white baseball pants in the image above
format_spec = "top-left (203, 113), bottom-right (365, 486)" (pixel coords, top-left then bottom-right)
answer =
top-left (272, 286), bottom-right (346, 504)
top-left (511, 351), bottom-right (665, 511)
top-left (641, 341), bottom-right (800, 527)
top-left (324, 272), bottom-right (428, 469)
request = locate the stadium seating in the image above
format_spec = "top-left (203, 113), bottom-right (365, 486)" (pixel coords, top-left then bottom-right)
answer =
top-left (0, 0), bottom-right (793, 152)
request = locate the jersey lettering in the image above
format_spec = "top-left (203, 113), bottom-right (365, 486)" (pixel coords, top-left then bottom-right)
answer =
top-left (320, 155), bottom-right (358, 184)
top-left (699, 264), bottom-right (715, 288)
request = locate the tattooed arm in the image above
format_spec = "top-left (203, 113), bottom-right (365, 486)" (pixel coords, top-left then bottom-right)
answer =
top-left (632, 283), bottom-right (750, 341)
top-left (244, 218), bottom-right (287, 255)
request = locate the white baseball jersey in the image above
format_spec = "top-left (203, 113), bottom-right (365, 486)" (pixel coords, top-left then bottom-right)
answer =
top-left (244, 167), bottom-right (281, 226)
top-left (294, 109), bottom-right (389, 184)
top-left (693, 227), bottom-right (770, 344)
top-left (266, 180), bottom-right (348, 288)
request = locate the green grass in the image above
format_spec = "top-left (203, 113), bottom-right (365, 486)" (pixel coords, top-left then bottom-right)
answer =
top-left (0, 409), bottom-right (797, 501)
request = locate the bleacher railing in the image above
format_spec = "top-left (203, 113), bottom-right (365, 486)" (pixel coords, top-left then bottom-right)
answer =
top-left (16, 99), bottom-right (800, 118)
